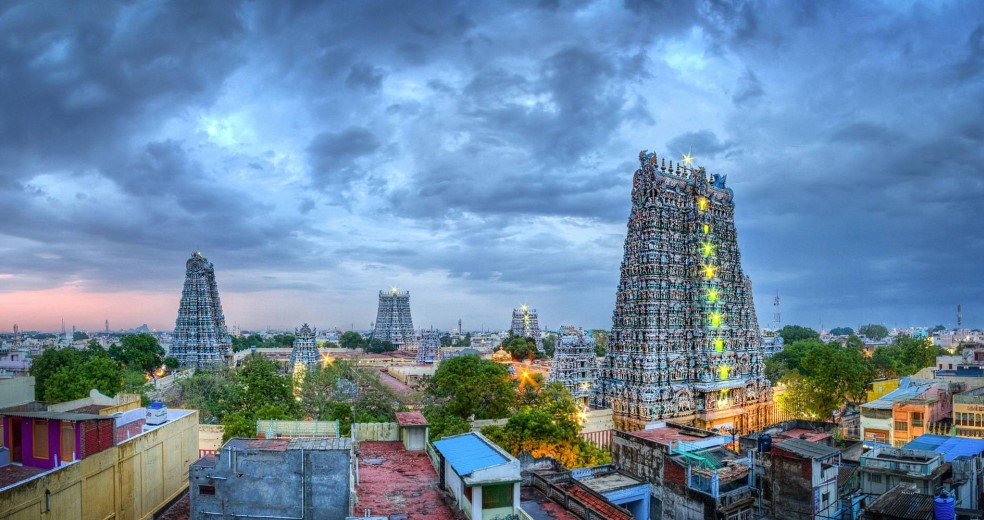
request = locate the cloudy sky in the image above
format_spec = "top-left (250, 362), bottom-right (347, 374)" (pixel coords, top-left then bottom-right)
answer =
top-left (1, 1), bottom-right (982, 333)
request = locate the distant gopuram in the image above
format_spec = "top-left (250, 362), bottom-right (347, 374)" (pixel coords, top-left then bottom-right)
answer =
top-left (549, 326), bottom-right (598, 404)
top-left (510, 304), bottom-right (543, 352)
top-left (172, 252), bottom-right (232, 369)
top-left (290, 323), bottom-right (320, 372)
top-left (592, 151), bottom-right (773, 433)
top-left (416, 329), bottom-right (440, 364)
top-left (372, 289), bottom-right (415, 350)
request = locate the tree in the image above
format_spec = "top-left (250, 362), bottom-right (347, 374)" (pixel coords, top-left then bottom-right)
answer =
top-left (30, 347), bottom-right (86, 400)
top-left (778, 325), bottom-right (820, 344)
top-left (929, 324), bottom-right (946, 333)
top-left (482, 381), bottom-right (610, 468)
top-left (73, 331), bottom-right (89, 341)
top-left (427, 356), bottom-right (514, 420)
top-left (169, 368), bottom-right (239, 421)
top-left (235, 354), bottom-right (297, 417)
top-left (503, 336), bottom-right (536, 361)
top-left (859, 324), bottom-right (889, 341)
top-left (164, 356), bottom-right (180, 371)
top-left (542, 334), bottom-right (557, 357)
top-left (118, 333), bottom-right (166, 373)
top-left (43, 355), bottom-right (123, 403)
top-left (339, 331), bottom-right (367, 350)
top-left (591, 330), bottom-right (609, 357)
top-left (871, 335), bottom-right (939, 377)
top-left (365, 338), bottom-right (397, 354)
top-left (453, 333), bottom-right (472, 348)
top-left (439, 333), bottom-right (452, 349)
top-left (829, 327), bottom-right (854, 336)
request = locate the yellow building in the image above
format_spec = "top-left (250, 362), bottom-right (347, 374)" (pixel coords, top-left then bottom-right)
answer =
top-left (0, 407), bottom-right (198, 520)
top-left (954, 386), bottom-right (984, 438)
top-left (866, 378), bottom-right (900, 403)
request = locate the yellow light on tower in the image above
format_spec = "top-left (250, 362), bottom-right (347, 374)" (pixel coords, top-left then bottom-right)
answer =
top-left (703, 224), bottom-right (710, 234)
top-left (710, 313), bottom-right (722, 328)
top-left (719, 365), bottom-right (730, 380)
top-left (704, 264), bottom-right (716, 279)
top-left (697, 197), bottom-right (708, 211)
top-left (714, 338), bottom-right (725, 352)
top-left (707, 288), bottom-right (719, 302)
top-left (702, 242), bottom-right (714, 258)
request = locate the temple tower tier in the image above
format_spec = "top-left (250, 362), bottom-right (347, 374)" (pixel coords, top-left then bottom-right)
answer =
top-left (416, 329), bottom-right (440, 364)
top-left (591, 151), bottom-right (773, 433)
top-left (172, 252), bottom-right (233, 369)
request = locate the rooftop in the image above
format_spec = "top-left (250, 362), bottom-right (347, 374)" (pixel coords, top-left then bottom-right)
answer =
top-left (576, 470), bottom-right (644, 494)
top-left (563, 484), bottom-right (632, 520)
top-left (519, 486), bottom-right (579, 520)
top-left (223, 437), bottom-right (351, 452)
top-left (355, 441), bottom-right (455, 519)
top-left (862, 384), bottom-right (933, 410)
top-left (863, 484), bottom-right (934, 519)
top-left (627, 424), bottom-right (716, 446)
top-left (0, 410), bottom-right (110, 421)
top-left (780, 429), bottom-right (832, 443)
top-left (902, 434), bottom-right (984, 462)
top-left (395, 411), bottom-right (429, 427)
top-left (433, 432), bottom-right (512, 477)
top-left (0, 463), bottom-right (45, 490)
top-left (775, 438), bottom-right (839, 460)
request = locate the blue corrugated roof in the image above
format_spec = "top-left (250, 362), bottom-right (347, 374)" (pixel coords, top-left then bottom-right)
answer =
top-left (861, 384), bottom-right (932, 410)
top-left (902, 434), bottom-right (984, 462)
top-left (433, 433), bottom-right (508, 476)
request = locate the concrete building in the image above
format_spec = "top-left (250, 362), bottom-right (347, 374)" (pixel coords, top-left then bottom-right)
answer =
top-left (0, 405), bottom-right (198, 520)
top-left (571, 464), bottom-right (650, 519)
top-left (767, 438), bottom-right (842, 520)
top-left (861, 483), bottom-right (936, 520)
top-left (0, 377), bottom-right (34, 409)
top-left (189, 437), bottom-right (354, 520)
top-left (859, 447), bottom-right (947, 497)
top-left (433, 431), bottom-right (521, 520)
top-left (901, 434), bottom-right (984, 511)
top-left (890, 385), bottom-right (956, 446)
top-left (860, 380), bottom-right (933, 446)
top-left (354, 440), bottom-right (456, 519)
top-left (953, 386), bottom-right (984, 438)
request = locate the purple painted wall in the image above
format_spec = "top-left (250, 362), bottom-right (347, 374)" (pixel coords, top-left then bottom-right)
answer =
top-left (9, 418), bottom-right (82, 470)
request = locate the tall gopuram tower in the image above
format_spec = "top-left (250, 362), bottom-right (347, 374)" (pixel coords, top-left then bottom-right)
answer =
top-left (289, 323), bottom-right (320, 372)
top-left (591, 151), bottom-right (773, 434)
top-left (372, 289), bottom-right (415, 350)
top-left (416, 329), bottom-right (440, 364)
top-left (549, 326), bottom-right (598, 405)
top-left (510, 304), bottom-right (543, 352)
top-left (172, 252), bottom-right (232, 369)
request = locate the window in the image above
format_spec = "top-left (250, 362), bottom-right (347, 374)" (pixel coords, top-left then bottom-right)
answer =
top-left (481, 483), bottom-right (513, 509)
top-left (32, 420), bottom-right (49, 459)
top-left (198, 485), bottom-right (216, 496)
top-left (869, 473), bottom-right (882, 483)
top-left (911, 413), bottom-right (923, 427)
top-left (822, 491), bottom-right (830, 505)
top-left (895, 421), bottom-right (908, 432)
top-left (60, 422), bottom-right (74, 462)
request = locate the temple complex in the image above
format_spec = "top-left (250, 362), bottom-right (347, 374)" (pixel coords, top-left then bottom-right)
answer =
top-left (549, 326), bottom-right (598, 405)
top-left (510, 304), bottom-right (543, 352)
top-left (171, 252), bottom-right (232, 369)
top-left (289, 323), bottom-right (320, 372)
top-left (416, 329), bottom-right (440, 364)
top-left (372, 289), bottom-right (415, 350)
top-left (592, 151), bottom-right (773, 433)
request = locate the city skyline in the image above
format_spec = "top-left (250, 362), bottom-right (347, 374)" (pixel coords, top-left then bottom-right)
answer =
top-left (1, 2), bottom-right (983, 331)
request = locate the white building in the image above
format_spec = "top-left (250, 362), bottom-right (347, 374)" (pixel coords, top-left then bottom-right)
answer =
top-left (433, 432), bottom-right (521, 520)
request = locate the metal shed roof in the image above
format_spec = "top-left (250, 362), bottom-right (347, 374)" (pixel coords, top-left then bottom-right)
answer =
top-left (433, 432), bottom-right (508, 476)
top-left (902, 434), bottom-right (984, 462)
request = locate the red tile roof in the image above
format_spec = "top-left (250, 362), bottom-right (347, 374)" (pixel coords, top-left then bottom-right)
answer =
top-left (356, 441), bottom-right (455, 519)
top-left (564, 484), bottom-right (632, 520)
top-left (396, 411), bottom-right (429, 427)
top-left (627, 426), bottom-right (711, 446)
top-left (0, 464), bottom-right (46, 489)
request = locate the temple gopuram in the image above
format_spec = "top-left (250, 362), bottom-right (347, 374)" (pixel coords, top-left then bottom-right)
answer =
top-left (416, 329), bottom-right (440, 364)
top-left (510, 304), bottom-right (543, 352)
top-left (372, 288), bottom-right (415, 350)
top-left (172, 252), bottom-right (233, 369)
top-left (289, 323), bottom-right (319, 372)
top-left (549, 326), bottom-right (598, 405)
top-left (592, 151), bottom-right (773, 433)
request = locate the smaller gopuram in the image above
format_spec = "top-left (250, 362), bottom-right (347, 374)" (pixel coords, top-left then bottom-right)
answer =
top-left (416, 329), bottom-right (440, 364)
top-left (510, 304), bottom-right (543, 352)
top-left (289, 323), bottom-right (320, 372)
top-left (549, 326), bottom-right (598, 404)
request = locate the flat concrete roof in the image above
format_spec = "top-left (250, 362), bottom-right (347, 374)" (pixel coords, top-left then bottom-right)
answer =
top-left (577, 471), bottom-right (644, 494)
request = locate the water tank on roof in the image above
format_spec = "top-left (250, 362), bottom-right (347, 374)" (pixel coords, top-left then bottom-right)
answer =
top-left (146, 401), bottom-right (168, 426)
top-left (758, 434), bottom-right (772, 453)
top-left (933, 492), bottom-right (955, 520)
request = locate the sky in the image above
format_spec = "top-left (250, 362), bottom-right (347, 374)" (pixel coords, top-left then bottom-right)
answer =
top-left (0, 1), bottom-right (982, 333)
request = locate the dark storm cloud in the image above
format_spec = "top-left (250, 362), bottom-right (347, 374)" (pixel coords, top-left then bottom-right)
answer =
top-left (2, 0), bottom-right (984, 330)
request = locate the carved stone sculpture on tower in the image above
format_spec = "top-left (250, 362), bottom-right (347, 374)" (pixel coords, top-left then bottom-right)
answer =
top-left (172, 252), bottom-right (232, 369)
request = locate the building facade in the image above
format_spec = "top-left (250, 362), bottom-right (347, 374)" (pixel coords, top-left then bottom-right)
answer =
top-left (289, 323), bottom-right (320, 372)
top-left (549, 326), bottom-right (598, 404)
top-left (172, 252), bottom-right (233, 369)
top-left (954, 386), bottom-right (984, 438)
top-left (592, 151), bottom-right (772, 432)
top-left (372, 289), bottom-right (415, 350)
top-left (510, 304), bottom-right (543, 352)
